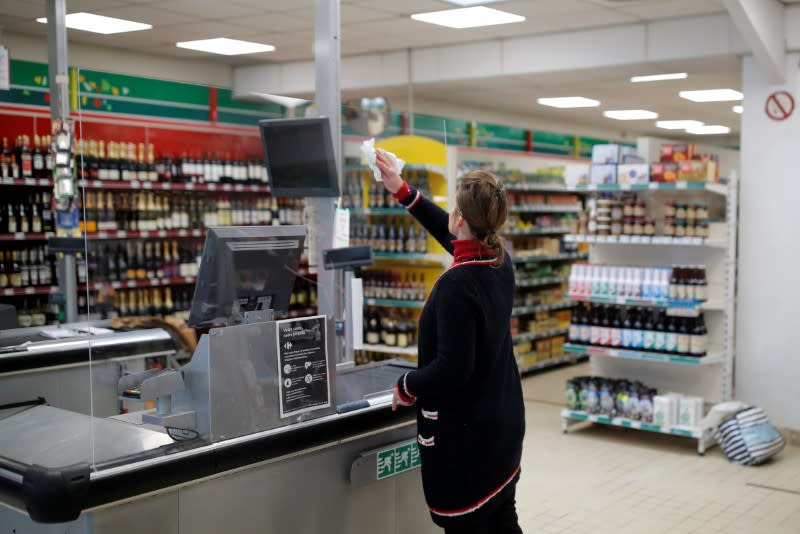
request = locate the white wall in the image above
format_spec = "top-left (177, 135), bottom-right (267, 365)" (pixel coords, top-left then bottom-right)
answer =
top-left (1, 31), bottom-right (232, 87)
top-left (737, 53), bottom-right (800, 430)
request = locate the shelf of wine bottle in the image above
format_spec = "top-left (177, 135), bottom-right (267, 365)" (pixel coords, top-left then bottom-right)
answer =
top-left (568, 294), bottom-right (703, 315)
top-left (358, 344), bottom-right (418, 356)
top-left (511, 252), bottom-right (587, 264)
top-left (346, 207), bottom-right (408, 216)
top-left (503, 226), bottom-right (572, 237)
top-left (516, 276), bottom-right (569, 288)
top-left (0, 178), bottom-right (54, 187)
top-left (0, 232), bottom-right (55, 242)
top-left (512, 300), bottom-right (574, 316)
top-left (517, 353), bottom-right (586, 374)
top-left (512, 328), bottom-right (570, 344)
top-left (565, 234), bottom-right (726, 247)
top-left (78, 180), bottom-right (271, 194)
top-left (364, 298), bottom-right (425, 309)
top-left (567, 181), bottom-right (728, 196)
top-left (91, 229), bottom-right (206, 240)
top-left (508, 204), bottom-right (582, 214)
top-left (79, 277), bottom-right (197, 292)
top-left (2, 286), bottom-right (58, 296)
top-left (563, 343), bottom-right (722, 366)
top-left (281, 307), bottom-right (318, 319)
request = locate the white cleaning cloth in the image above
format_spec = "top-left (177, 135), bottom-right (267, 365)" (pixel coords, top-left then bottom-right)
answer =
top-left (360, 138), bottom-right (405, 182)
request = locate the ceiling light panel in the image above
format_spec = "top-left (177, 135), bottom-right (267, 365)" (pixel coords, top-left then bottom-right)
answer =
top-left (410, 6), bottom-right (525, 29)
top-left (603, 109), bottom-right (658, 120)
top-left (733, 105), bottom-right (743, 114)
top-left (630, 72), bottom-right (688, 83)
top-left (537, 97), bottom-right (600, 109)
top-left (679, 89), bottom-right (743, 102)
top-left (176, 38), bottom-right (275, 56)
top-left (36, 12), bottom-right (152, 34)
top-left (655, 120), bottom-right (704, 130)
top-left (686, 125), bottom-right (731, 135)
top-left (441, 0), bottom-right (506, 5)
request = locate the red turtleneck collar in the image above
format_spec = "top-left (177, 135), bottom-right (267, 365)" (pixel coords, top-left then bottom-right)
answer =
top-left (452, 239), bottom-right (497, 266)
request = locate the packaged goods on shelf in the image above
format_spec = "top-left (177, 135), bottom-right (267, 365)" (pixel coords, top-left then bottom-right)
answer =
top-left (362, 307), bottom-right (418, 350)
top-left (617, 163), bottom-right (650, 185)
top-left (362, 269), bottom-right (426, 302)
top-left (350, 220), bottom-right (428, 254)
top-left (591, 144), bottom-right (639, 165)
top-left (659, 143), bottom-right (695, 163)
top-left (569, 303), bottom-right (708, 356)
top-left (590, 164), bottom-right (617, 185)
top-left (653, 394), bottom-right (681, 427)
top-left (566, 376), bottom-right (658, 422)
top-left (568, 264), bottom-right (708, 302)
top-left (678, 396), bottom-right (705, 428)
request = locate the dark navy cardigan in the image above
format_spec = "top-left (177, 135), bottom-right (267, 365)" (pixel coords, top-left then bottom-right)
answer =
top-left (394, 184), bottom-right (525, 527)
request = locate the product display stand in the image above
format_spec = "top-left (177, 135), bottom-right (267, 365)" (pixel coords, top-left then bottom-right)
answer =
top-left (347, 135), bottom-right (450, 365)
top-left (557, 171), bottom-right (738, 454)
top-left (453, 145), bottom-right (591, 374)
top-left (560, 409), bottom-right (717, 455)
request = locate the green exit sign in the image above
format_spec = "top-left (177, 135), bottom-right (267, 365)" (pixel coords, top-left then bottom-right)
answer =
top-left (377, 441), bottom-right (421, 480)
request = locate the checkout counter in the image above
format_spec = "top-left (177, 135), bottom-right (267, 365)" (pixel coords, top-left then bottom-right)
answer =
top-left (0, 225), bottom-right (433, 534)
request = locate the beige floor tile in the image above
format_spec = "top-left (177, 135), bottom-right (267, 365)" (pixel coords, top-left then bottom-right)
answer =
top-left (515, 368), bottom-right (800, 534)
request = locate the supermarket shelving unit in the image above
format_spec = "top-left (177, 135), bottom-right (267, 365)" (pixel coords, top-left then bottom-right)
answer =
top-left (559, 175), bottom-right (738, 451)
top-left (451, 145), bottom-right (592, 374)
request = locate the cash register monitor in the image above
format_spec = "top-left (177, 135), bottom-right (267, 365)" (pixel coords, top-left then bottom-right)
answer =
top-left (259, 117), bottom-right (341, 198)
top-left (188, 226), bottom-right (306, 327)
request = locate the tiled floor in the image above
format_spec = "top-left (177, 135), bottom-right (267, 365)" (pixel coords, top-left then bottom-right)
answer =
top-left (515, 362), bottom-right (800, 534)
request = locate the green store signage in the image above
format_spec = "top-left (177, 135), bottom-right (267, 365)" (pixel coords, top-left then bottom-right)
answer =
top-left (0, 59), bottom-right (629, 154)
top-left (376, 440), bottom-right (422, 480)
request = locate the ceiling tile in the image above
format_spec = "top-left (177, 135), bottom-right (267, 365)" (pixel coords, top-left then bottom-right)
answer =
top-left (90, 5), bottom-right (189, 27)
top-left (158, 0), bottom-right (265, 19)
top-left (228, 0), bottom-right (316, 9)
top-left (499, 0), bottom-right (598, 17)
top-left (0, 0), bottom-right (45, 19)
top-left (341, 4), bottom-right (398, 23)
top-left (222, 13), bottom-right (312, 33)
top-left (67, 0), bottom-right (129, 12)
top-left (347, 0), bottom-right (450, 16)
top-left (610, 0), bottom-right (725, 19)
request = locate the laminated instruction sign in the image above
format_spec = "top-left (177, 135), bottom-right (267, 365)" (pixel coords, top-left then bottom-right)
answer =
top-left (377, 441), bottom-right (421, 480)
top-left (276, 315), bottom-right (330, 418)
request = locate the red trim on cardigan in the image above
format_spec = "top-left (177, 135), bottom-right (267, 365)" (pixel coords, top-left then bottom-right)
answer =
top-left (392, 181), bottom-right (412, 201)
top-left (430, 464), bottom-right (521, 517)
top-left (452, 240), bottom-right (497, 265)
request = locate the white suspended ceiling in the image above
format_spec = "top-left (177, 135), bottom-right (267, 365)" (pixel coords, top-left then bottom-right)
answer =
top-left (1, 0), bottom-right (793, 140)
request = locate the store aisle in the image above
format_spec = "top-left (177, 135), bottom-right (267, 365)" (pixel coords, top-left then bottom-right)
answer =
top-left (515, 364), bottom-right (800, 534)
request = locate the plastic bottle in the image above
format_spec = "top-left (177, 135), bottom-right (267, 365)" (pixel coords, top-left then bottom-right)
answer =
top-left (654, 311), bottom-right (667, 352)
top-left (677, 318), bottom-right (691, 355)
top-left (579, 306), bottom-right (592, 344)
top-left (621, 308), bottom-right (634, 348)
top-left (631, 308), bottom-right (644, 349)
top-left (599, 306), bottom-right (611, 346)
top-left (642, 309), bottom-right (655, 351)
top-left (665, 316), bottom-right (679, 353)
top-left (610, 308), bottom-right (622, 347)
top-left (590, 305), bottom-right (602, 345)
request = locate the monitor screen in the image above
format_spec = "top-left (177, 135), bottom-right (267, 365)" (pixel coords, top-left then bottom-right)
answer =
top-left (259, 117), bottom-right (341, 198)
top-left (188, 226), bottom-right (306, 327)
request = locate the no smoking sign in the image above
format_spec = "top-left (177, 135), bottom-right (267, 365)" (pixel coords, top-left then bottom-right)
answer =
top-left (765, 91), bottom-right (795, 121)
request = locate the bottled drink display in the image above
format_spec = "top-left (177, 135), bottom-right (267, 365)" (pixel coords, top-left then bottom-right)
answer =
top-left (0, 246), bottom-right (56, 289)
top-left (568, 264), bottom-right (707, 302)
top-left (350, 219), bottom-right (427, 254)
top-left (73, 139), bottom-right (269, 185)
top-left (362, 270), bottom-right (426, 301)
top-left (362, 307), bottom-right (418, 349)
top-left (566, 376), bottom-right (658, 421)
top-left (576, 194), bottom-right (712, 239)
top-left (0, 191), bottom-right (54, 234)
top-left (10, 296), bottom-right (63, 328)
top-left (75, 191), bottom-right (301, 233)
top-left (569, 303), bottom-right (708, 357)
top-left (341, 167), bottom-right (431, 210)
